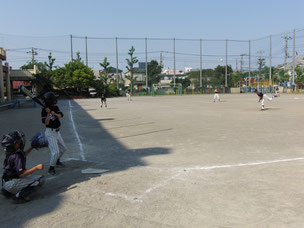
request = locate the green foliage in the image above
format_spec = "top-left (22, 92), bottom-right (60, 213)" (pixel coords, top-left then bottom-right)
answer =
top-left (295, 65), bottom-right (304, 77)
top-left (148, 60), bottom-right (162, 86)
top-left (125, 46), bottom-right (138, 94)
top-left (20, 61), bottom-right (46, 72)
top-left (53, 52), bottom-right (95, 93)
top-left (171, 77), bottom-right (191, 88)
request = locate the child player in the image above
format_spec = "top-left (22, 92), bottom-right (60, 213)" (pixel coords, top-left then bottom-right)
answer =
top-left (213, 88), bottom-right (220, 102)
top-left (254, 89), bottom-right (274, 111)
top-left (100, 94), bottom-right (107, 108)
top-left (1, 131), bottom-right (44, 203)
top-left (41, 92), bottom-right (67, 175)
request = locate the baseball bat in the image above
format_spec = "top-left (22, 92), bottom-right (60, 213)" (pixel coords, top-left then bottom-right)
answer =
top-left (19, 85), bottom-right (46, 108)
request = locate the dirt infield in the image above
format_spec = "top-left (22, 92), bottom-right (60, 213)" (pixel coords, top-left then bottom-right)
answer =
top-left (0, 93), bottom-right (304, 227)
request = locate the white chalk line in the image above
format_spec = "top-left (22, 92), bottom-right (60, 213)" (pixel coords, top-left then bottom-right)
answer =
top-left (138, 157), bottom-right (304, 200)
top-left (69, 100), bottom-right (85, 161)
top-left (45, 157), bottom-right (304, 203)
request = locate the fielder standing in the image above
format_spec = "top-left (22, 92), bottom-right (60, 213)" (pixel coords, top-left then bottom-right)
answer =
top-left (213, 88), bottom-right (220, 102)
top-left (41, 92), bottom-right (67, 175)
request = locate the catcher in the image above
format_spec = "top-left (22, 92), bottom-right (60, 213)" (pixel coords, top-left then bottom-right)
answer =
top-left (1, 131), bottom-right (47, 203)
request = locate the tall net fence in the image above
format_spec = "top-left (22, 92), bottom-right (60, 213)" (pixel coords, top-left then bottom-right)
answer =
top-left (1, 27), bottom-right (304, 95)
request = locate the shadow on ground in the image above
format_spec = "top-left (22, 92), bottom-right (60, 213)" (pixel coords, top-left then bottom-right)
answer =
top-left (0, 99), bottom-right (170, 227)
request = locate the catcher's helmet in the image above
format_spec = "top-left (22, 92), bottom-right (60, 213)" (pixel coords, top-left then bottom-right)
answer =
top-left (1, 131), bottom-right (25, 152)
top-left (43, 92), bottom-right (58, 106)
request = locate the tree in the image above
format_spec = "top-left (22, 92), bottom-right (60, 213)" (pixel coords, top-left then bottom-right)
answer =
top-left (171, 77), bottom-right (191, 89)
top-left (99, 57), bottom-right (113, 85)
top-left (45, 52), bottom-right (56, 71)
top-left (30, 53), bottom-right (56, 95)
top-left (295, 65), bottom-right (304, 77)
top-left (53, 52), bottom-right (95, 94)
top-left (147, 60), bottom-right (162, 87)
top-left (20, 61), bottom-right (46, 72)
top-left (125, 46), bottom-right (138, 94)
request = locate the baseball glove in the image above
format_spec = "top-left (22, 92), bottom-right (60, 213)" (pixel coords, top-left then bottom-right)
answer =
top-left (31, 132), bottom-right (48, 149)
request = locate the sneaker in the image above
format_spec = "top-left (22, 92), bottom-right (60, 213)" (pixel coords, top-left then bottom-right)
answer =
top-left (48, 167), bottom-right (56, 175)
top-left (56, 160), bottom-right (65, 167)
top-left (12, 195), bottom-right (30, 204)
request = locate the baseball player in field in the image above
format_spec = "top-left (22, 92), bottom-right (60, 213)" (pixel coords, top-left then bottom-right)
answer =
top-left (41, 92), bottom-right (67, 175)
top-left (100, 94), bottom-right (107, 108)
top-left (213, 88), bottom-right (220, 102)
top-left (254, 89), bottom-right (274, 110)
top-left (1, 131), bottom-right (45, 203)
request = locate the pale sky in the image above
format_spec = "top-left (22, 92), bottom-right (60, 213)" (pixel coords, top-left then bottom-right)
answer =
top-left (1, 0), bottom-right (303, 71)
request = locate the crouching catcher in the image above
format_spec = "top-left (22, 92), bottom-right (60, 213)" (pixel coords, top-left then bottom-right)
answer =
top-left (1, 131), bottom-right (45, 203)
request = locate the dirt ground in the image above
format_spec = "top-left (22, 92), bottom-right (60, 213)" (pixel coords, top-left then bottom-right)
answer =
top-left (0, 93), bottom-right (304, 228)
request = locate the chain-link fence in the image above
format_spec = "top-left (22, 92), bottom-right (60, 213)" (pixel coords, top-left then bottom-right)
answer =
top-left (1, 27), bottom-right (304, 95)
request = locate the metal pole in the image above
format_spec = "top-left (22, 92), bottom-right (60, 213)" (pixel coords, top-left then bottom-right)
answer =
top-left (292, 29), bottom-right (296, 88)
top-left (0, 60), bottom-right (4, 103)
top-left (145, 38), bottom-right (148, 90)
top-left (5, 62), bottom-right (11, 102)
top-left (269, 35), bottom-right (272, 87)
top-left (225, 39), bottom-right (228, 88)
top-left (173, 38), bottom-right (176, 88)
top-left (70, 34), bottom-right (73, 61)
top-left (200, 39), bottom-right (202, 88)
top-left (115, 37), bottom-right (119, 89)
top-left (85, 36), bottom-right (88, 66)
top-left (249, 40), bottom-right (251, 87)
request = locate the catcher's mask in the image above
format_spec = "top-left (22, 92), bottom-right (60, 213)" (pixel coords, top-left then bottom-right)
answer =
top-left (1, 131), bottom-right (25, 153)
top-left (43, 92), bottom-right (58, 106)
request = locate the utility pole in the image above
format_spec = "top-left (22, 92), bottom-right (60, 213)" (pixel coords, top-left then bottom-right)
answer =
top-left (225, 39), bottom-right (228, 88)
top-left (160, 51), bottom-right (163, 67)
top-left (200, 39), bottom-right (202, 88)
top-left (248, 40), bottom-right (251, 87)
top-left (115, 37), bottom-right (119, 89)
top-left (173, 38), bottom-right (176, 88)
top-left (70, 34), bottom-right (73, 61)
top-left (85, 36), bottom-right (88, 66)
top-left (292, 29), bottom-right (296, 88)
top-left (269, 35), bottom-right (272, 87)
top-left (27, 48), bottom-right (38, 65)
top-left (240, 54), bottom-right (246, 73)
top-left (282, 35), bottom-right (292, 66)
top-left (145, 37), bottom-right (148, 91)
top-left (235, 58), bottom-right (238, 71)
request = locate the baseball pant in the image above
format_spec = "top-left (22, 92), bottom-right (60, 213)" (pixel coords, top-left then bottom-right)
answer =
top-left (45, 128), bottom-right (67, 166)
top-left (3, 175), bottom-right (44, 194)
top-left (214, 93), bottom-right (220, 101)
top-left (261, 94), bottom-right (273, 109)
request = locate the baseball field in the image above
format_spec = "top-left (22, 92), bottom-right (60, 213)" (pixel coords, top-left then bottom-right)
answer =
top-left (0, 93), bottom-right (304, 227)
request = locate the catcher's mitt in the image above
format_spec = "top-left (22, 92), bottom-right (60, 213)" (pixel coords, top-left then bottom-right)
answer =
top-left (31, 132), bottom-right (48, 149)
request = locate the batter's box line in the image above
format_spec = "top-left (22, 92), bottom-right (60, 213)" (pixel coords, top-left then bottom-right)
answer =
top-left (137, 157), bottom-right (304, 200)
top-left (65, 157), bottom-right (304, 203)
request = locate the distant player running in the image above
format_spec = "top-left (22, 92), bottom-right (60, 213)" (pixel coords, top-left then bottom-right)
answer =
top-left (100, 94), bottom-right (107, 108)
top-left (275, 87), bottom-right (280, 97)
top-left (254, 89), bottom-right (274, 111)
top-left (213, 88), bottom-right (220, 102)
top-left (126, 89), bottom-right (131, 101)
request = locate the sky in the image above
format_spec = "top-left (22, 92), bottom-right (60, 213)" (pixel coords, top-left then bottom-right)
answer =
top-left (1, 0), bottom-right (303, 71)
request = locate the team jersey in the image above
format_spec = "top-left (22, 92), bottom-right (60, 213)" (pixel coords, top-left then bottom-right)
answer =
top-left (2, 150), bottom-right (26, 180)
top-left (41, 105), bottom-right (63, 129)
top-left (257, 92), bottom-right (263, 99)
top-left (214, 89), bottom-right (218, 93)
top-left (101, 96), bottom-right (106, 101)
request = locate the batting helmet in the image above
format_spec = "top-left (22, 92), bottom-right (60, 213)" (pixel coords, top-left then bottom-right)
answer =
top-left (43, 92), bottom-right (58, 106)
top-left (1, 131), bottom-right (25, 153)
